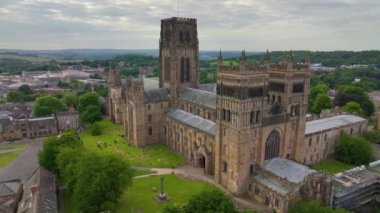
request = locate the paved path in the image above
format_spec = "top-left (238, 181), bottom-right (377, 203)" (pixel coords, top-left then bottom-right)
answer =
top-left (0, 139), bottom-right (43, 182)
top-left (134, 164), bottom-right (271, 212)
top-left (372, 143), bottom-right (380, 160)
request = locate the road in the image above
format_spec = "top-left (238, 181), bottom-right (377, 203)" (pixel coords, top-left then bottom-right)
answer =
top-left (0, 139), bottom-right (43, 182)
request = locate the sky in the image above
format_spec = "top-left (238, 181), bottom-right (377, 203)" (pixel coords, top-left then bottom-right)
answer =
top-left (0, 0), bottom-right (379, 51)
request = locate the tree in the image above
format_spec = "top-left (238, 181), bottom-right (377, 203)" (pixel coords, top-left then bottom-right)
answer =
top-left (334, 85), bottom-right (374, 116)
top-left (341, 101), bottom-right (365, 116)
top-left (74, 153), bottom-right (133, 212)
top-left (56, 147), bottom-right (83, 192)
top-left (336, 133), bottom-right (373, 165)
top-left (38, 130), bottom-right (83, 174)
top-left (163, 190), bottom-right (238, 213)
top-left (80, 105), bottom-right (103, 123)
top-left (308, 83), bottom-right (329, 113)
top-left (363, 131), bottom-right (380, 144)
top-left (18, 84), bottom-right (32, 95)
top-left (6, 91), bottom-right (23, 102)
top-left (62, 92), bottom-right (78, 108)
top-left (91, 123), bottom-right (102, 136)
top-left (34, 95), bottom-right (65, 117)
top-left (311, 94), bottom-right (333, 114)
top-left (78, 92), bottom-right (100, 112)
top-left (38, 137), bottom-right (60, 173)
top-left (289, 200), bottom-right (349, 213)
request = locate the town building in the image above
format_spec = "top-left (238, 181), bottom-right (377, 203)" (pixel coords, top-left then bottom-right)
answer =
top-left (108, 17), bottom-right (368, 212)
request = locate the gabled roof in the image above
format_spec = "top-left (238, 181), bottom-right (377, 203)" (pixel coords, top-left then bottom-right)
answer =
top-left (166, 109), bottom-right (215, 136)
top-left (0, 180), bottom-right (21, 197)
top-left (178, 88), bottom-right (216, 109)
top-left (263, 158), bottom-right (316, 183)
top-left (305, 114), bottom-right (366, 135)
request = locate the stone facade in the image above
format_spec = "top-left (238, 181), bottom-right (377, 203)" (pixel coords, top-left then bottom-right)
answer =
top-left (0, 110), bottom-right (81, 142)
top-left (107, 17), bottom-right (369, 213)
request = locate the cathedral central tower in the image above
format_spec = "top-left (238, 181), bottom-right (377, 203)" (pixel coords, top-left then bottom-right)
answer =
top-left (159, 17), bottom-right (199, 96)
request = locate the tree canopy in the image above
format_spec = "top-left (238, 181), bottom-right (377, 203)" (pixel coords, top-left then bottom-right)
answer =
top-left (162, 190), bottom-right (242, 213)
top-left (334, 85), bottom-right (374, 116)
top-left (289, 200), bottom-right (349, 213)
top-left (341, 101), bottom-right (365, 116)
top-left (78, 92), bottom-right (100, 112)
top-left (34, 95), bottom-right (65, 117)
top-left (62, 92), bottom-right (78, 108)
top-left (336, 133), bottom-right (373, 165)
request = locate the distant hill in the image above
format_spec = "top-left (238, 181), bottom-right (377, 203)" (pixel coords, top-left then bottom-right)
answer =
top-left (0, 49), bottom-right (263, 60)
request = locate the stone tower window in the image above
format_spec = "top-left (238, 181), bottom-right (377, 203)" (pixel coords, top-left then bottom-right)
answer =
top-left (249, 164), bottom-right (254, 176)
top-left (223, 162), bottom-right (228, 172)
top-left (148, 127), bottom-right (153, 135)
top-left (185, 58), bottom-right (190, 82)
top-left (180, 57), bottom-right (185, 82)
top-left (179, 31), bottom-right (184, 43)
top-left (185, 31), bottom-right (191, 43)
top-left (309, 138), bottom-right (312, 147)
top-left (265, 131), bottom-right (280, 160)
top-left (148, 114), bottom-right (152, 122)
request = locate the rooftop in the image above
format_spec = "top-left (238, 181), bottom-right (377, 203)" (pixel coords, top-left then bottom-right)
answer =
top-left (263, 158), bottom-right (316, 183)
top-left (305, 114), bottom-right (366, 135)
top-left (166, 109), bottom-right (215, 136)
top-left (0, 179), bottom-right (21, 197)
top-left (253, 175), bottom-right (291, 195)
top-left (178, 88), bottom-right (216, 109)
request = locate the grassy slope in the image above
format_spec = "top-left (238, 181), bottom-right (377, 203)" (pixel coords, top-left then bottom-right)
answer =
top-left (311, 160), bottom-right (355, 174)
top-left (80, 118), bottom-right (186, 168)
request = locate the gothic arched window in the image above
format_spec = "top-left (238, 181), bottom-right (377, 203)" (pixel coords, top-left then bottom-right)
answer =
top-left (185, 57), bottom-right (190, 82)
top-left (185, 31), bottom-right (191, 43)
top-left (265, 131), bottom-right (280, 160)
top-left (180, 57), bottom-right (185, 82)
top-left (179, 31), bottom-right (184, 43)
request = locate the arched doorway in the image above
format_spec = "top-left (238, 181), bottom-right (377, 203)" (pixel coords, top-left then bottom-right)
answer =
top-left (265, 130), bottom-right (280, 160)
top-left (197, 154), bottom-right (206, 169)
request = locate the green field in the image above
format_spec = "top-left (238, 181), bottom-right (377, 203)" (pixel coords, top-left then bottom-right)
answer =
top-left (0, 144), bottom-right (27, 151)
top-left (63, 174), bottom-right (220, 213)
top-left (0, 53), bottom-right (68, 63)
top-left (209, 60), bottom-right (239, 66)
top-left (117, 174), bottom-right (220, 213)
top-left (311, 160), bottom-right (355, 174)
top-left (80, 119), bottom-right (187, 168)
top-left (0, 143), bottom-right (27, 168)
top-left (0, 151), bottom-right (23, 168)
top-left (133, 169), bottom-right (157, 177)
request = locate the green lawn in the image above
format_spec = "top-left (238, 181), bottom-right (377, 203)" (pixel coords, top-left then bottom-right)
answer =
top-left (0, 144), bottom-right (27, 151)
top-left (63, 174), bottom-right (220, 213)
top-left (119, 174), bottom-right (220, 213)
top-left (80, 119), bottom-right (187, 168)
top-left (0, 151), bottom-right (23, 168)
top-left (311, 160), bottom-right (355, 174)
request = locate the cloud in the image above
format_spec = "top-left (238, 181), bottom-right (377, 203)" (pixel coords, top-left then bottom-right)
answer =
top-left (0, 0), bottom-right (379, 50)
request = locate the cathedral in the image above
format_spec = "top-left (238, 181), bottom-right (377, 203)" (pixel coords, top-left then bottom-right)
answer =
top-left (108, 17), bottom-right (367, 213)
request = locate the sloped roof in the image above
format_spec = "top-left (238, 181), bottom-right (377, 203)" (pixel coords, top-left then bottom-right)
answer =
top-left (0, 180), bottom-right (21, 197)
top-left (166, 109), bottom-right (215, 136)
top-left (144, 88), bottom-right (169, 102)
top-left (253, 175), bottom-right (291, 195)
top-left (263, 158), bottom-right (316, 183)
top-left (305, 114), bottom-right (366, 135)
top-left (178, 88), bottom-right (216, 109)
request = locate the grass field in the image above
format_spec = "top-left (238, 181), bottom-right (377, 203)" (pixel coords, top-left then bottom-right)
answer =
top-left (80, 118), bottom-right (187, 168)
top-left (63, 174), bottom-right (220, 213)
top-left (133, 169), bottom-right (157, 177)
top-left (0, 144), bottom-right (27, 151)
top-left (0, 143), bottom-right (27, 168)
top-left (0, 53), bottom-right (68, 63)
top-left (117, 174), bottom-right (220, 213)
top-left (311, 160), bottom-right (355, 174)
top-left (0, 151), bottom-right (23, 168)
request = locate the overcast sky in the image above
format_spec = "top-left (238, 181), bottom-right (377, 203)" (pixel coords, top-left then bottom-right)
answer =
top-left (0, 0), bottom-right (379, 51)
